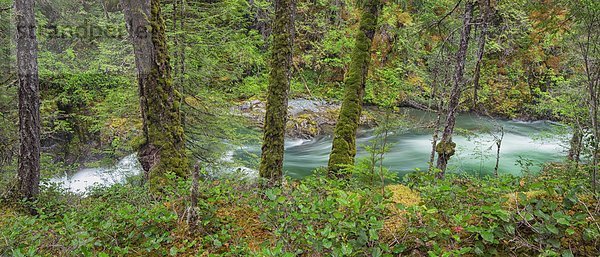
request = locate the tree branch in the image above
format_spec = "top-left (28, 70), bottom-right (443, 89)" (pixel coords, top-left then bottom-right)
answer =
top-left (418, 0), bottom-right (463, 34)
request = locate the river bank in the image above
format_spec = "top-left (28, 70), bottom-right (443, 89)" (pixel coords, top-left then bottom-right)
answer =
top-left (235, 98), bottom-right (378, 139)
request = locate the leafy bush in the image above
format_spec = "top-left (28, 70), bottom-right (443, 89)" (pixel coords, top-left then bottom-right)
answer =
top-left (258, 170), bottom-right (389, 256)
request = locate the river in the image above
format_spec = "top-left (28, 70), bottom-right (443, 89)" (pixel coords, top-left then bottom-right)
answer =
top-left (52, 108), bottom-right (567, 193)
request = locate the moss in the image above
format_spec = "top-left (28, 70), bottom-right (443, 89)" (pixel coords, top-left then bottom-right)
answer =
top-left (502, 190), bottom-right (550, 210)
top-left (328, 0), bottom-right (381, 174)
top-left (215, 204), bottom-right (271, 251)
top-left (258, 0), bottom-right (294, 186)
top-left (381, 184), bottom-right (421, 241)
top-left (138, 0), bottom-right (188, 192)
top-left (435, 140), bottom-right (456, 157)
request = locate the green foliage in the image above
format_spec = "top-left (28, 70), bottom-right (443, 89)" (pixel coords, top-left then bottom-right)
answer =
top-left (1, 163), bottom-right (598, 256)
top-left (258, 170), bottom-right (388, 256)
top-left (353, 110), bottom-right (402, 187)
top-left (40, 72), bottom-right (138, 163)
top-left (1, 181), bottom-right (178, 256)
top-left (402, 166), bottom-right (599, 256)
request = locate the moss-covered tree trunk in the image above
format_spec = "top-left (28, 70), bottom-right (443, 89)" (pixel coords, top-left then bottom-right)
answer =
top-left (435, 1), bottom-right (474, 178)
top-left (15, 0), bottom-right (41, 204)
top-left (327, 0), bottom-right (380, 175)
top-left (259, 0), bottom-right (295, 187)
top-left (121, 0), bottom-right (187, 191)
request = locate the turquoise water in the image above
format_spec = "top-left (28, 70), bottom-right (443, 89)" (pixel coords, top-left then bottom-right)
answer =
top-left (54, 109), bottom-right (567, 193)
top-left (233, 109), bottom-right (567, 178)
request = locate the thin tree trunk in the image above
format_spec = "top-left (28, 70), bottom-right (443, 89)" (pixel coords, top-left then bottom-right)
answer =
top-left (172, 0), bottom-right (186, 110)
top-left (472, 0), bottom-right (489, 110)
top-left (580, 16), bottom-right (599, 194)
top-left (429, 99), bottom-right (442, 172)
top-left (328, 0), bottom-right (381, 175)
top-left (567, 125), bottom-right (583, 165)
top-left (121, 0), bottom-right (188, 191)
top-left (494, 127), bottom-right (504, 177)
top-left (436, 1), bottom-right (475, 178)
top-left (187, 162), bottom-right (200, 230)
top-left (259, 0), bottom-right (295, 187)
top-left (15, 0), bottom-right (41, 205)
top-left (585, 62), bottom-right (598, 194)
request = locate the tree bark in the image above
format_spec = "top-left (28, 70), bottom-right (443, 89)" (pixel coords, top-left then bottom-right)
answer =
top-left (121, 0), bottom-right (188, 191)
top-left (436, 0), bottom-right (475, 178)
top-left (429, 99), bottom-right (442, 172)
top-left (259, 0), bottom-right (295, 186)
top-left (494, 127), bottom-right (504, 177)
top-left (328, 0), bottom-right (381, 175)
top-left (472, 0), bottom-right (489, 110)
top-left (578, 2), bottom-right (599, 194)
top-left (15, 0), bottom-right (41, 204)
top-left (567, 126), bottom-right (583, 165)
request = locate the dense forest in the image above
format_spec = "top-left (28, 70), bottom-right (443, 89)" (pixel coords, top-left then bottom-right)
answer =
top-left (0, 0), bottom-right (599, 256)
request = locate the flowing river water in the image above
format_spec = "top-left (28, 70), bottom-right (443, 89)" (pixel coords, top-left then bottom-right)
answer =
top-left (52, 108), bottom-right (567, 193)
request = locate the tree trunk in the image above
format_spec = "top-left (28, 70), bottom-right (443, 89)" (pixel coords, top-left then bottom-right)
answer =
top-left (494, 127), bottom-right (504, 177)
top-left (328, 0), bottom-right (381, 175)
top-left (121, 0), bottom-right (188, 191)
top-left (259, 0), bottom-right (295, 186)
top-left (579, 5), bottom-right (599, 194)
top-left (15, 0), bottom-right (41, 204)
top-left (472, 0), bottom-right (489, 110)
top-left (585, 58), bottom-right (598, 194)
top-left (429, 99), bottom-right (442, 172)
top-left (567, 126), bottom-right (583, 165)
top-left (435, 1), bottom-right (475, 178)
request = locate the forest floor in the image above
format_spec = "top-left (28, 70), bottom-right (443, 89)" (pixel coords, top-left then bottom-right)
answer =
top-left (1, 163), bottom-right (598, 256)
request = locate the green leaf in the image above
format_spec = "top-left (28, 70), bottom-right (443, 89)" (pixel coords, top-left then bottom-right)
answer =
top-left (213, 239), bottom-right (222, 247)
top-left (524, 213), bottom-right (534, 221)
top-left (369, 228), bottom-right (380, 240)
top-left (322, 239), bottom-right (332, 249)
top-left (426, 208), bottom-right (438, 214)
top-left (341, 243), bottom-right (353, 255)
top-left (561, 250), bottom-right (575, 257)
top-left (276, 196), bottom-right (286, 204)
top-left (480, 230), bottom-right (495, 243)
top-left (556, 217), bottom-right (570, 226)
top-left (265, 189), bottom-right (277, 201)
top-left (535, 210), bottom-right (550, 221)
top-left (546, 224), bottom-right (559, 235)
top-left (169, 246), bottom-right (178, 256)
top-left (372, 247), bottom-right (382, 257)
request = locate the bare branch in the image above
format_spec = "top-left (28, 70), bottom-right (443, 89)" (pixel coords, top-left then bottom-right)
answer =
top-left (418, 0), bottom-right (463, 34)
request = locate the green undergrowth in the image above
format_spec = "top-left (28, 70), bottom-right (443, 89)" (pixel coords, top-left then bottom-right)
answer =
top-left (0, 164), bottom-right (598, 256)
